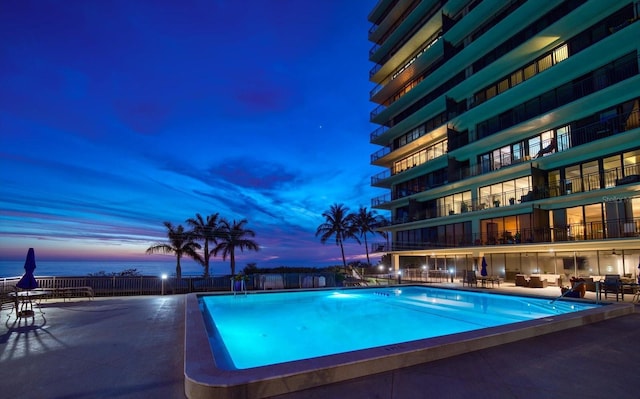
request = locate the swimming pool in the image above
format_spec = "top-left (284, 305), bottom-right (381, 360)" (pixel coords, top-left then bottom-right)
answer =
top-left (184, 286), bottom-right (633, 399)
top-left (201, 286), bottom-right (595, 370)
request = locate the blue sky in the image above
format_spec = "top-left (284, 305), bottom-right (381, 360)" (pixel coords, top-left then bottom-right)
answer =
top-left (0, 0), bottom-right (388, 270)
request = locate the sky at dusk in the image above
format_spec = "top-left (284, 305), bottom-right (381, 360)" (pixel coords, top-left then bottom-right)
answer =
top-left (0, 0), bottom-right (388, 273)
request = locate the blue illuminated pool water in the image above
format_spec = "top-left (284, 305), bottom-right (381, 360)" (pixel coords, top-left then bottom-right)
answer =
top-left (199, 286), bottom-right (599, 370)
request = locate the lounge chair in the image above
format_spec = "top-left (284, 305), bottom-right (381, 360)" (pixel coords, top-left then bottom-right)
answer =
top-left (463, 270), bottom-right (478, 287)
top-left (529, 276), bottom-right (548, 288)
top-left (602, 274), bottom-right (623, 301)
top-left (515, 274), bottom-right (529, 287)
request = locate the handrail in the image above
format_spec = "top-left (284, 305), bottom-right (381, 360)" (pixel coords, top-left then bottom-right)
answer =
top-left (549, 281), bottom-right (600, 304)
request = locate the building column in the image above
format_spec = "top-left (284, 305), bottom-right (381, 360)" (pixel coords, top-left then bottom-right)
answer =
top-left (391, 253), bottom-right (400, 272)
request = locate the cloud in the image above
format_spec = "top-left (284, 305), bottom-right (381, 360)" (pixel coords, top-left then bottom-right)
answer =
top-left (209, 157), bottom-right (299, 190)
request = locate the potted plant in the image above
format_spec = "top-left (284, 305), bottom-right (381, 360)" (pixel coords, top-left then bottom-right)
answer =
top-left (493, 196), bottom-right (500, 207)
top-left (509, 197), bottom-right (515, 205)
top-left (461, 202), bottom-right (469, 213)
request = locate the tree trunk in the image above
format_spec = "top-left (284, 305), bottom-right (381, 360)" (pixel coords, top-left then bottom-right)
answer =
top-left (176, 255), bottom-right (182, 280)
top-left (364, 235), bottom-right (370, 266)
top-left (230, 249), bottom-right (236, 276)
top-left (203, 241), bottom-right (210, 278)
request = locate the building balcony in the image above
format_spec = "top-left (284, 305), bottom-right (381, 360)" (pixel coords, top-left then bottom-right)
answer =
top-left (374, 160), bottom-right (640, 217)
top-left (383, 217), bottom-right (640, 252)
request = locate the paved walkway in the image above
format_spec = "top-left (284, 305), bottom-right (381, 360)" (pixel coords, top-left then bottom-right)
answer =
top-left (0, 296), bottom-right (186, 399)
top-left (0, 284), bottom-right (637, 399)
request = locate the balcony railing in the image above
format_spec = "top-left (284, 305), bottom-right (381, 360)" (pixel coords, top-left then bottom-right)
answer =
top-left (371, 169), bottom-right (391, 185)
top-left (370, 144), bottom-right (391, 163)
top-left (381, 218), bottom-right (640, 251)
top-left (371, 193), bottom-right (392, 208)
top-left (377, 160), bottom-right (639, 216)
top-left (370, 103), bottom-right (387, 121)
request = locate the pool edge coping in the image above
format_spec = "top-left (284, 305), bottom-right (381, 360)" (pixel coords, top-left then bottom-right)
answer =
top-left (184, 286), bottom-right (635, 399)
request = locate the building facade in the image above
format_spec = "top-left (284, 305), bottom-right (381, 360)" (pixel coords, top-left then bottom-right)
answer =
top-left (368, 0), bottom-right (640, 282)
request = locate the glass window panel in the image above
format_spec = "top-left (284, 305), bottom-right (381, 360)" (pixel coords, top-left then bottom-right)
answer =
top-left (503, 181), bottom-right (515, 203)
top-left (565, 165), bottom-right (581, 194)
top-left (515, 176), bottom-right (531, 199)
top-left (479, 186), bottom-right (491, 208)
top-left (493, 149), bottom-right (501, 169)
top-left (513, 143), bottom-right (522, 161)
top-left (523, 63), bottom-right (537, 80)
top-left (511, 70), bottom-right (523, 86)
top-left (491, 184), bottom-right (502, 206)
top-left (501, 145), bottom-right (511, 166)
top-left (603, 155), bottom-right (621, 188)
top-left (481, 153), bottom-right (491, 173)
top-left (553, 44), bottom-right (568, 63)
top-left (537, 54), bottom-right (553, 72)
top-left (498, 78), bottom-right (509, 93)
top-left (548, 170), bottom-right (561, 197)
top-left (557, 125), bottom-right (571, 151)
top-left (528, 137), bottom-right (541, 158)
top-left (486, 86), bottom-right (497, 100)
top-left (582, 160), bottom-right (600, 191)
top-left (584, 204), bottom-right (602, 240)
top-left (623, 149), bottom-right (640, 175)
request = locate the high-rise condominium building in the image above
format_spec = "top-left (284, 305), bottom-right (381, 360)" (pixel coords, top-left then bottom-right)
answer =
top-left (368, 0), bottom-right (640, 284)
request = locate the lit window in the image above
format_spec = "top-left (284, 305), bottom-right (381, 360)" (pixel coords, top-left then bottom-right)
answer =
top-left (553, 44), bottom-right (568, 63)
top-left (486, 86), bottom-right (497, 99)
top-left (498, 78), bottom-right (509, 93)
top-left (511, 70), bottom-right (523, 86)
top-left (523, 63), bottom-right (537, 80)
top-left (537, 54), bottom-right (552, 73)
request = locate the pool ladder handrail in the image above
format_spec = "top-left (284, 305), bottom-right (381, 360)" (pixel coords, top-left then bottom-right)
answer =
top-left (550, 281), bottom-right (600, 304)
top-left (231, 279), bottom-right (247, 296)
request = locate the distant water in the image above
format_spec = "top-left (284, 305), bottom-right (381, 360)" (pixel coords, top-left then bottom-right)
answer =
top-left (0, 259), bottom-right (229, 278)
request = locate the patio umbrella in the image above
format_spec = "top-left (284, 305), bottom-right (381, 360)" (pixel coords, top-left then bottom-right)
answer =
top-left (480, 256), bottom-right (488, 277)
top-left (16, 248), bottom-right (39, 290)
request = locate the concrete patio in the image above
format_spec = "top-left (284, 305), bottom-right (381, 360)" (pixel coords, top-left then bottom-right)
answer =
top-left (0, 283), bottom-right (637, 399)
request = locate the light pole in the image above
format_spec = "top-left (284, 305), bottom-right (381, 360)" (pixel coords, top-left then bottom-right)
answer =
top-left (161, 273), bottom-right (167, 295)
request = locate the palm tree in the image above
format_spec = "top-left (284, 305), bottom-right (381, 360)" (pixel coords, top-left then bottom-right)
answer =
top-left (186, 212), bottom-right (221, 278)
top-left (350, 206), bottom-right (385, 266)
top-left (213, 218), bottom-right (260, 276)
top-left (146, 221), bottom-right (201, 279)
top-left (316, 203), bottom-right (360, 268)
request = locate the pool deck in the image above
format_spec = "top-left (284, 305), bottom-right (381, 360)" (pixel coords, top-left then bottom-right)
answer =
top-left (0, 283), bottom-right (638, 399)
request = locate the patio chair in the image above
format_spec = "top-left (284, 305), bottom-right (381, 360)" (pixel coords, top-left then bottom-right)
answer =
top-left (1, 287), bottom-right (19, 316)
top-left (602, 274), bottom-right (623, 301)
top-left (515, 274), bottom-right (529, 287)
top-left (529, 276), bottom-right (548, 288)
top-left (463, 270), bottom-right (478, 287)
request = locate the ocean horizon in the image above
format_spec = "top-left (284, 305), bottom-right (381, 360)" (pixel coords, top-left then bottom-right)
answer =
top-left (0, 259), bottom-right (230, 278)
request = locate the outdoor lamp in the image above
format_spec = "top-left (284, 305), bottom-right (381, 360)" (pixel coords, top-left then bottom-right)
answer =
top-left (161, 273), bottom-right (168, 295)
